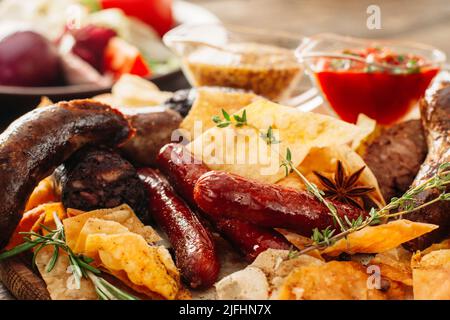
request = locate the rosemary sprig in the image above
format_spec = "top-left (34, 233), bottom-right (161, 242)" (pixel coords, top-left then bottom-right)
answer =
top-left (0, 212), bottom-right (138, 300)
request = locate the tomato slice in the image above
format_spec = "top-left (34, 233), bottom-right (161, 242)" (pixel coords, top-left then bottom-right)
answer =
top-left (100, 0), bottom-right (174, 36)
top-left (104, 37), bottom-right (152, 79)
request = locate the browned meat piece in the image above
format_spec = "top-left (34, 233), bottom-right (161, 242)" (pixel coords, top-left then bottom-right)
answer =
top-left (119, 106), bottom-right (182, 166)
top-left (363, 120), bottom-right (427, 202)
top-left (57, 147), bottom-right (148, 221)
top-left (0, 99), bottom-right (132, 248)
top-left (404, 83), bottom-right (450, 250)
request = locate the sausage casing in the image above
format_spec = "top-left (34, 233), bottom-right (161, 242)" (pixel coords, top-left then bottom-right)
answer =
top-left (119, 106), bottom-right (182, 166)
top-left (138, 168), bottom-right (220, 288)
top-left (0, 99), bottom-right (132, 248)
top-left (157, 143), bottom-right (290, 260)
top-left (194, 171), bottom-right (366, 236)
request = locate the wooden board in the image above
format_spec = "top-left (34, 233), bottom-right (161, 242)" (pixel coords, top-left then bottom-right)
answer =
top-left (0, 255), bottom-right (50, 300)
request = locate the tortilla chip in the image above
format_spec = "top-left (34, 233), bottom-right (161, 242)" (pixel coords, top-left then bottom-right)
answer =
top-left (275, 228), bottom-right (323, 261)
top-left (277, 261), bottom-right (386, 300)
top-left (63, 204), bottom-right (160, 249)
top-left (188, 100), bottom-right (361, 184)
top-left (370, 247), bottom-right (413, 286)
top-left (322, 220), bottom-right (438, 257)
top-left (29, 202), bottom-right (66, 235)
top-left (35, 247), bottom-right (97, 300)
top-left (25, 177), bottom-right (59, 211)
top-left (180, 87), bottom-right (261, 141)
top-left (84, 233), bottom-right (180, 300)
top-left (73, 218), bottom-right (130, 254)
top-left (421, 239), bottom-right (450, 255)
top-left (96, 74), bottom-right (172, 107)
top-left (277, 145), bottom-right (385, 207)
top-left (351, 114), bottom-right (377, 150)
top-left (412, 249), bottom-right (450, 300)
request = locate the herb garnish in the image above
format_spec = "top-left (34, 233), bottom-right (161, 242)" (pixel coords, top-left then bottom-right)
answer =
top-left (212, 109), bottom-right (247, 128)
top-left (212, 110), bottom-right (450, 256)
top-left (0, 212), bottom-right (138, 300)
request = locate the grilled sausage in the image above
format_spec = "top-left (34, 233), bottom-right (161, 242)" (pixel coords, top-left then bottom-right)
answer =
top-left (0, 99), bottom-right (132, 248)
top-left (363, 120), bottom-right (427, 201)
top-left (119, 106), bottom-right (182, 166)
top-left (138, 168), bottom-right (220, 288)
top-left (404, 83), bottom-right (450, 250)
top-left (194, 171), bottom-right (366, 236)
top-left (56, 147), bottom-right (148, 221)
top-left (157, 143), bottom-right (290, 261)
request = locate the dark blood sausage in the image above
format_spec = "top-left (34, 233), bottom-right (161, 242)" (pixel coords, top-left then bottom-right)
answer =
top-left (157, 143), bottom-right (290, 260)
top-left (162, 88), bottom-right (197, 117)
top-left (138, 168), bottom-right (220, 288)
top-left (404, 83), bottom-right (450, 251)
top-left (119, 106), bottom-right (182, 166)
top-left (0, 99), bottom-right (132, 249)
top-left (56, 147), bottom-right (149, 221)
top-left (363, 120), bottom-right (427, 201)
top-left (194, 171), bottom-right (366, 236)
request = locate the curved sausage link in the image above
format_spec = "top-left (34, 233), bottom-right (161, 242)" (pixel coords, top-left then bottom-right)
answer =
top-left (157, 143), bottom-right (290, 261)
top-left (0, 99), bottom-right (132, 248)
top-left (138, 168), bottom-right (220, 288)
top-left (404, 84), bottom-right (450, 250)
top-left (194, 171), bottom-right (366, 236)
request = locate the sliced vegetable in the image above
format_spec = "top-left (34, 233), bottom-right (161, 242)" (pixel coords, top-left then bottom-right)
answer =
top-left (104, 37), bottom-right (151, 78)
top-left (92, 0), bottom-right (174, 36)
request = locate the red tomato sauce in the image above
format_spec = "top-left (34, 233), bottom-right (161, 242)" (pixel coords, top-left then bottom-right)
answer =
top-left (314, 47), bottom-right (440, 124)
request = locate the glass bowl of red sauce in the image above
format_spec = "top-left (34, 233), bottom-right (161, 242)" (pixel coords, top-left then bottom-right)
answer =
top-left (296, 34), bottom-right (446, 124)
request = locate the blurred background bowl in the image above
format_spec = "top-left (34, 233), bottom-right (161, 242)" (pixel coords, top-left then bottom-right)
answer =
top-left (0, 0), bottom-right (218, 130)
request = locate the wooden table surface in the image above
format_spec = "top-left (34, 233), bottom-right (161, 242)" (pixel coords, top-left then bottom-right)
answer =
top-left (1, 0), bottom-right (449, 300)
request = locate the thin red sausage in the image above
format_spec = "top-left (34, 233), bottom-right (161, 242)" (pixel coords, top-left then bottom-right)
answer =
top-left (194, 171), bottom-right (366, 236)
top-left (157, 143), bottom-right (290, 261)
top-left (138, 168), bottom-right (220, 288)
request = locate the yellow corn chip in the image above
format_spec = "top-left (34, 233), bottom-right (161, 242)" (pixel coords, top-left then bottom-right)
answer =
top-left (322, 220), bottom-right (437, 256)
top-left (412, 249), bottom-right (450, 300)
top-left (63, 204), bottom-right (160, 249)
top-left (84, 233), bottom-right (180, 300)
top-left (180, 87), bottom-right (261, 141)
top-left (277, 261), bottom-right (386, 300)
top-left (370, 247), bottom-right (413, 286)
top-left (188, 100), bottom-right (361, 184)
top-left (73, 218), bottom-right (130, 254)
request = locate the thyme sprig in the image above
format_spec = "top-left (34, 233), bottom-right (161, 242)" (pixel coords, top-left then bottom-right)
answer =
top-left (211, 110), bottom-right (450, 256)
top-left (260, 126), bottom-right (280, 145)
top-left (212, 109), bottom-right (247, 128)
top-left (292, 162), bottom-right (450, 256)
top-left (0, 212), bottom-right (138, 300)
top-left (281, 148), bottom-right (346, 233)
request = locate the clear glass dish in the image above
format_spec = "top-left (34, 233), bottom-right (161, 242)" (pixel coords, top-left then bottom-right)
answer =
top-left (163, 23), bottom-right (305, 101)
top-left (296, 33), bottom-right (446, 124)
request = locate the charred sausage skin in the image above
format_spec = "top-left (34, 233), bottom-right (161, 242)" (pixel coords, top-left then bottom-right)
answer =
top-left (119, 106), bottom-right (182, 166)
top-left (194, 171), bottom-right (366, 236)
top-left (138, 168), bottom-right (220, 288)
top-left (156, 143), bottom-right (290, 261)
top-left (405, 84), bottom-right (450, 250)
top-left (0, 99), bottom-right (132, 249)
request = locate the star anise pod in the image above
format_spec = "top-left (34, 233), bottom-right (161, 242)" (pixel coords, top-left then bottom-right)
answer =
top-left (313, 160), bottom-right (375, 209)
